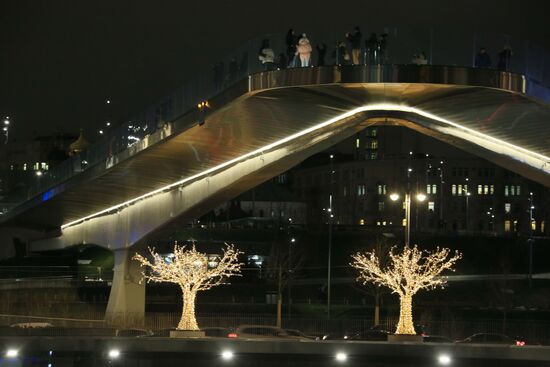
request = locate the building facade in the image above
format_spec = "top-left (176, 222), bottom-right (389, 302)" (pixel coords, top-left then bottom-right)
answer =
top-left (292, 126), bottom-right (549, 237)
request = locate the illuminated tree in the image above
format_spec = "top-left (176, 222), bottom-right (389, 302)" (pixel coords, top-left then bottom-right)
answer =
top-left (133, 243), bottom-right (242, 331)
top-left (351, 245), bottom-right (461, 335)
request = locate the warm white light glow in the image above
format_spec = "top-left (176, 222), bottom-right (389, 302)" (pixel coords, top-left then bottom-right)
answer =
top-left (221, 350), bottom-right (234, 360)
top-left (61, 103), bottom-right (550, 230)
top-left (6, 349), bottom-right (18, 358)
top-left (335, 352), bottom-right (348, 362)
top-left (351, 245), bottom-right (461, 335)
top-left (416, 193), bottom-right (427, 202)
top-left (108, 349), bottom-right (120, 358)
top-left (390, 193), bottom-right (400, 201)
top-left (3, 119), bottom-right (9, 125)
top-left (134, 243), bottom-right (242, 330)
top-left (438, 354), bottom-right (452, 365)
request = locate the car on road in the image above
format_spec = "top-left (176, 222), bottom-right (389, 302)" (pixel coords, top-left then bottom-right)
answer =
top-left (422, 335), bottom-right (453, 343)
top-left (229, 325), bottom-right (311, 340)
top-left (457, 333), bottom-right (526, 346)
top-left (203, 327), bottom-right (234, 337)
top-left (323, 325), bottom-right (392, 341)
top-left (285, 329), bottom-right (319, 340)
top-left (117, 328), bottom-right (153, 337)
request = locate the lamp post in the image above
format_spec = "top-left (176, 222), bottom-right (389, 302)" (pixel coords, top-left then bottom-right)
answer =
top-left (3, 117), bottom-right (9, 144)
top-left (327, 154), bottom-right (334, 319)
top-left (464, 178), bottom-right (470, 231)
top-left (288, 236), bottom-right (295, 319)
top-left (528, 192), bottom-right (535, 288)
top-left (390, 192), bottom-right (426, 246)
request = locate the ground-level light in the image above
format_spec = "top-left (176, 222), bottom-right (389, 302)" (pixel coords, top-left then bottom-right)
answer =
top-left (438, 354), bottom-right (452, 365)
top-left (335, 352), bottom-right (347, 362)
top-left (221, 350), bottom-right (234, 360)
top-left (5, 349), bottom-right (18, 358)
top-left (108, 349), bottom-right (120, 359)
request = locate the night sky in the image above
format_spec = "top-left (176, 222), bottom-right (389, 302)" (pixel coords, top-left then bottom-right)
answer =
top-left (1, 0), bottom-right (547, 141)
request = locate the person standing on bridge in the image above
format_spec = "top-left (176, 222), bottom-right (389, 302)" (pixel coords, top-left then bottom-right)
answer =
top-left (296, 33), bottom-right (312, 67)
top-left (286, 29), bottom-right (298, 63)
top-left (316, 43), bottom-right (327, 66)
top-left (475, 47), bottom-right (492, 68)
top-left (497, 45), bottom-right (513, 71)
top-left (258, 39), bottom-right (276, 71)
top-left (346, 26), bottom-right (362, 65)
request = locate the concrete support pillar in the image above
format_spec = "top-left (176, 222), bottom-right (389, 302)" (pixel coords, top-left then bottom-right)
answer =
top-left (105, 247), bottom-right (145, 328)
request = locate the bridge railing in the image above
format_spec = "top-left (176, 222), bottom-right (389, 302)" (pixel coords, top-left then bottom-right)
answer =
top-left (3, 27), bottom-right (550, 215)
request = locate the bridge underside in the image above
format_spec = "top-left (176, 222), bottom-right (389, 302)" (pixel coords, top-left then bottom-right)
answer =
top-left (1, 66), bottom-right (549, 325)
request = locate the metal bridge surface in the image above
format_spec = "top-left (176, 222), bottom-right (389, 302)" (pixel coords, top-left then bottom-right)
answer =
top-left (1, 65), bottom-right (549, 241)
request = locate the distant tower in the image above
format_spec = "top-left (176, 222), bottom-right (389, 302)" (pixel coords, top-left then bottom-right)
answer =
top-left (68, 129), bottom-right (90, 156)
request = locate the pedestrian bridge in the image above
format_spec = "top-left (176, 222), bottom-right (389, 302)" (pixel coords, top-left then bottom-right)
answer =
top-left (1, 64), bottom-right (549, 324)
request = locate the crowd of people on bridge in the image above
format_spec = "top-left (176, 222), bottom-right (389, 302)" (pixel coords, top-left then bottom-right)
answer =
top-left (213, 27), bottom-right (516, 89)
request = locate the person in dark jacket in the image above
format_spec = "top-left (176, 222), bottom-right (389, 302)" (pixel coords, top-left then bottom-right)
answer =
top-left (346, 26), bottom-right (362, 65)
top-left (475, 48), bottom-right (492, 68)
top-left (285, 29), bottom-right (298, 62)
top-left (333, 41), bottom-right (349, 65)
top-left (316, 43), bottom-right (327, 66)
top-left (366, 33), bottom-right (379, 64)
top-left (497, 45), bottom-right (513, 71)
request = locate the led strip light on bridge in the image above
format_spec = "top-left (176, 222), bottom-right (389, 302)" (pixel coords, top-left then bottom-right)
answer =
top-left (61, 103), bottom-right (550, 230)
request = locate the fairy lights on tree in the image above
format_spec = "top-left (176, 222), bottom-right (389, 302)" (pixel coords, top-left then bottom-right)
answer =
top-left (134, 243), bottom-right (242, 331)
top-left (351, 245), bottom-right (461, 335)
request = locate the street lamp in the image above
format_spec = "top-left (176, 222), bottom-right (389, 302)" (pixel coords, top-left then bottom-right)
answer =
top-left (3, 117), bottom-right (9, 144)
top-left (327, 153), bottom-right (334, 319)
top-left (390, 192), bottom-right (426, 246)
top-left (528, 192), bottom-right (535, 288)
top-left (464, 178), bottom-right (470, 231)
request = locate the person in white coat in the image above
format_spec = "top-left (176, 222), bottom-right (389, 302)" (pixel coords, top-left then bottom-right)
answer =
top-left (296, 34), bottom-right (313, 67)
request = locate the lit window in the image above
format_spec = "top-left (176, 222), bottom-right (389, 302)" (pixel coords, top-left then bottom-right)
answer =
top-left (484, 185), bottom-right (489, 195)
top-left (378, 201), bottom-right (385, 211)
top-left (516, 185), bottom-right (521, 196)
top-left (510, 186), bottom-right (515, 196)
top-left (504, 203), bottom-right (511, 213)
top-left (359, 219), bottom-right (365, 225)
top-left (427, 184), bottom-right (436, 194)
top-left (382, 221), bottom-right (386, 226)
top-left (23, 163), bottom-right (27, 171)
top-left (513, 220), bottom-right (518, 232)
top-left (356, 138), bottom-right (360, 148)
top-left (531, 220), bottom-right (537, 231)
top-left (428, 202), bottom-right (435, 212)
top-left (402, 218), bottom-right (407, 226)
top-left (504, 220), bottom-right (511, 232)
top-left (490, 185), bottom-right (494, 195)
top-left (432, 184), bottom-right (437, 194)
top-left (369, 140), bottom-right (378, 149)
top-left (458, 185), bottom-right (463, 196)
top-left (452, 185), bottom-right (457, 195)
top-left (377, 184), bottom-right (386, 195)
top-left (504, 185), bottom-right (509, 197)
top-left (542, 221), bottom-right (546, 233)
top-left (357, 184), bottom-right (366, 196)
top-left (376, 221), bottom-right (381, 226)
top-left (477, 185), bottom-right (482, 195)
top-left (370, 128), bottom-right (377, 137)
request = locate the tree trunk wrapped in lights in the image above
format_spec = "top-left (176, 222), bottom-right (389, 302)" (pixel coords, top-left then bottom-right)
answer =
top-left (133, 243), bottom-right (242, 331)
top-left (351, 245), bottom-right (461, 335)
